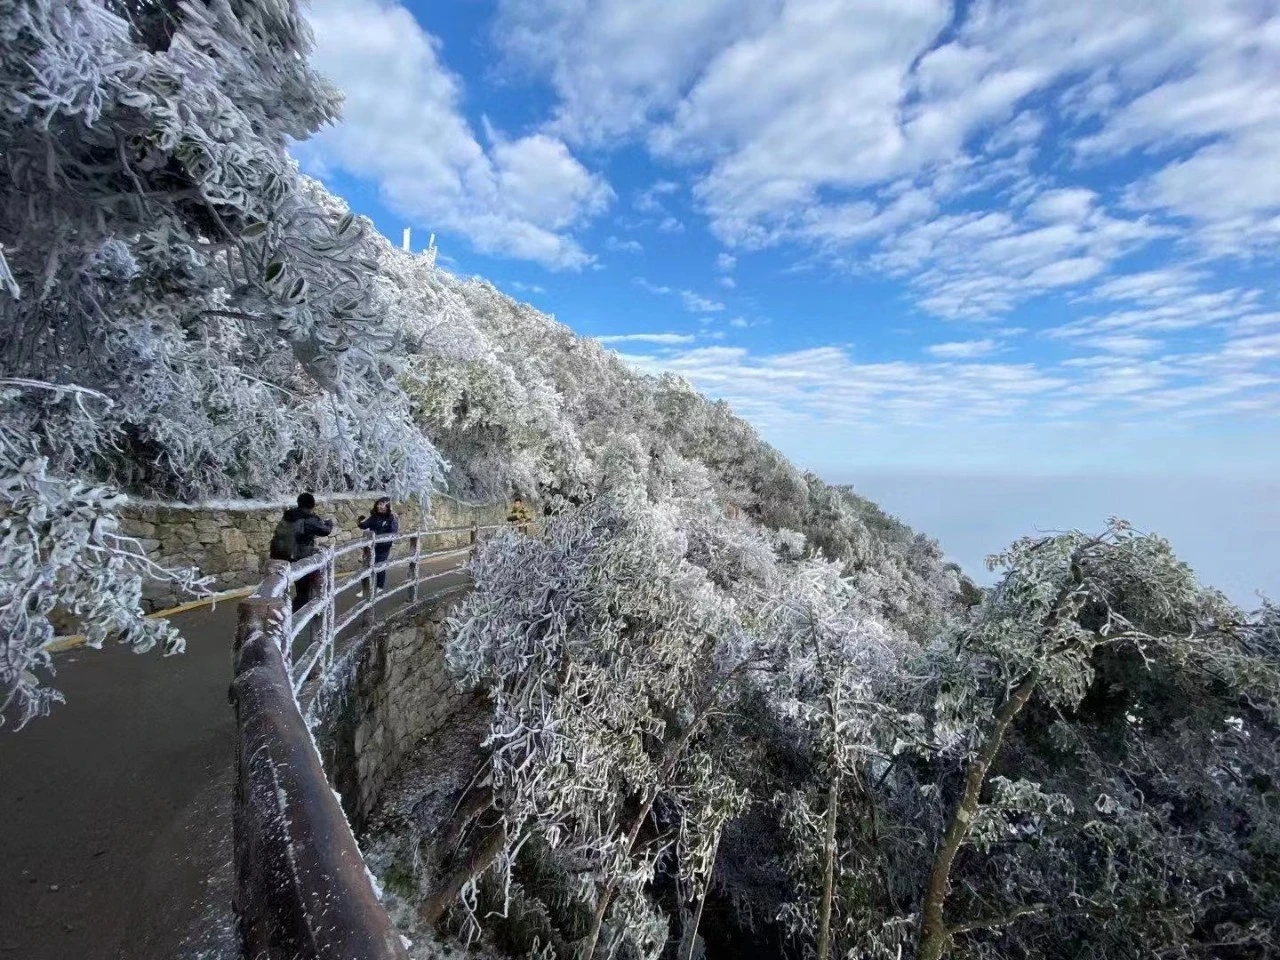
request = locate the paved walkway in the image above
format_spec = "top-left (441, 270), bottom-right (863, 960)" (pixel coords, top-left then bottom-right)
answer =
top-left (0, 557), bottom-right (468, 960)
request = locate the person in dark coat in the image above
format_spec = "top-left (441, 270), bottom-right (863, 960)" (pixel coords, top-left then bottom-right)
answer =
top-left (271, 492), bottom-right (335, 613)
top-left (358, 497), bottom-right (399, 591)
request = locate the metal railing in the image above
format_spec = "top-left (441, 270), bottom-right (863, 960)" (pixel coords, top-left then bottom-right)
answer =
top-left (249, 521), bottom-right (516, 698)
top-left (230, 516), bottom-right (533, 960)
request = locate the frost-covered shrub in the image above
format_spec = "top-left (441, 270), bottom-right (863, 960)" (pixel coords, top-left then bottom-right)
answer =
top-left (446, 494), bottom-right (761, 958)
top-left (0, 381), bottom-right (208, 729)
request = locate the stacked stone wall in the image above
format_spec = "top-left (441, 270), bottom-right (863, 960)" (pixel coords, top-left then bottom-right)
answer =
top-left (120, 493), bottom-right (508, 612)
top-left (305, 588), bottom-right (477, 834)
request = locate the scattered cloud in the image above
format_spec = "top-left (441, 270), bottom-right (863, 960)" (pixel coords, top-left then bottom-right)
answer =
top-left (510, 281), bottom-right (546, 294)
top-left (634, 278), bottom-right (727, 315)
top-left (606, 236), bottom-right (645, 254)
top-left (304, 0), bottom-right (1280, 477)
top-left (633, 277), bottom-right (673, 296)
top-left (680, 291), bottom-right (725, 313)
top-left (303, 0), bottom-right (611, 269)
top-left (1052, 271), bottom-right (1265, 341)
top-left (870, 198), bottom-right (1166, 320)
top-left (596, 332), bottom-right (697, 345)
top-left (634, 180), bottom-right (680, 213)
top-left (494, 1), bottom-right (777, 145)
top-left (494, 0), bottom-right (1280, 323)
top-left (615, 335), bottom-right (1278, 436)
top-left (927, 339), bottom-right (999, 359)
top-left (1083, 335), bottom-right (1161, 356)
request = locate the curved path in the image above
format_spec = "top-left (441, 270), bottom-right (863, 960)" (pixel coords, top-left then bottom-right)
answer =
top-left (0, 557), bottom-right (468, 960)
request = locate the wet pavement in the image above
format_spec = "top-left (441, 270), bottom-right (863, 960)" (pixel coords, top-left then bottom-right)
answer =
top-left (0, 558), bottom-right (468, 960)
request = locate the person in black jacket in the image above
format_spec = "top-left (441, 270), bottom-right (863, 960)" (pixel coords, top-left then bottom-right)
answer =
top-left (271, 492), bottom-right (335, 612)
top-left (358, 497), bottom-right (398, 591)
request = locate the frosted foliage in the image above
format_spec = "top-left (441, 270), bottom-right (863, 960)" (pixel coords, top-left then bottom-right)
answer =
top-left (446, 495), bottom-right (757, 956)
top-left (0, 0), bottom-right (445, 717)
top-left (0, 381), bottom-right (209, 729)
top-left (0, 1), bottom-right (969, 725)
top-left (766, 561), bottom-right (924, 958)
top-left (371, 230), bottom-right (964, 645)
top-left (0, 0), bottom-right (437, 499)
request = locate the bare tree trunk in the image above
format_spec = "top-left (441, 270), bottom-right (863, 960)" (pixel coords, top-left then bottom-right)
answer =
top-left (581, 788), bottom-right (656, 960)
top-left (420, 822), bottom-right (506, 926)
top-left (816, 770), bottom-right (841, 960)
top-left (580, 884), bottom-right (616, 960)
top-left (582, 693), bottom-right (728, 960)
top-left (919, 559), bottom-right (1085, 960)
top-left (917, 667), bottom-right (1040, 960)
top-left (439, 787), bottom-right (493, 852)
top-left (684, 832), bottom-right (722, 960)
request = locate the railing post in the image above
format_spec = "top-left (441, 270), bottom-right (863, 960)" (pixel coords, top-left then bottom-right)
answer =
top-left (470, 520), bottom-right (478, 558)
top-left (363, 529), bottom-right (377, 623)
top-left (409, 531), bottom-right (421, 603)
top-left (321, 544), bottom-right (335, 674)
top-left (360, 536), bottom-right (372, 602)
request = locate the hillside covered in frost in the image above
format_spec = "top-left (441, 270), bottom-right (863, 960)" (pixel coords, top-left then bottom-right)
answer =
top-left (0, 0), bottom-right (960, 725)
top-left (2, 4), bottom-right (1279, 960)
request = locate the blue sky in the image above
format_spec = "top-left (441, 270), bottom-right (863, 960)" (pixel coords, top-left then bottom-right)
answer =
top-left (294, 0), bottom-right (1280, 485)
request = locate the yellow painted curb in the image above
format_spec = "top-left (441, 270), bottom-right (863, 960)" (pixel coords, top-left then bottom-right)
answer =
top-left (42, 565), bottom-right (406, 655)
top-left (44, 586), bottom-right (257, 654)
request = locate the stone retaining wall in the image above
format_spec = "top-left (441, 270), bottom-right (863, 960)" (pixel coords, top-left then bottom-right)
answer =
top-left (307, 588), bottom-right (478, 833)
top-left (121, 492), bottom-right (508, 612)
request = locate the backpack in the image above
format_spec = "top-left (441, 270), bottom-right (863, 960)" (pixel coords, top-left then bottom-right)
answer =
top-left (269, 516), bottom-right (303, 562)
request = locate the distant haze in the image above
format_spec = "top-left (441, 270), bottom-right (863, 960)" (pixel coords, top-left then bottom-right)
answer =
top-left (838, 473), bottom-right (1278, 611)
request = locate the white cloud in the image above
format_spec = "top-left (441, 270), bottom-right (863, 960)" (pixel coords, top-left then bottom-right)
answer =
top-left (716, 252), bottom-right (736, 272)
top-left (927, 339), bottom-right (999, 359)
top-left (680, 291), bottom-right (725, 313)
top-left (634, 180), bottom-right (680, 213)
top-left (495, 0), bottom-right (778, 145)
top-left (1053, 271), bottom-right (1264, 340)
top-left (619, 343), bottom-right (1072, 431)
top-left (596, 332), bottom-right (697, 344)
top-left (1026, 188), bottom-right (1097, 223)
top-left (873, 204), bottom-right (1164, 320)
top-left (611, 321), bottom-right (1279, 437)
top-left (634, 277), bottom-right (729, 315)
top-left (495, 0), bottom-right (1280, 322)
top-left (650, 0), bottom-right (953, 246)
top-left (606, 236), bottom-right (645, 254)
top-left (1072, 6), bottom-right (1280, 249)
top-left (510, 281), bottom-right (547, 294)
top-left (633, 277), bottom-right (673, 296)
top-left (1083, 335), bottom-right (1160, 356)
top-left (302, 0), bottom-right (611, 269)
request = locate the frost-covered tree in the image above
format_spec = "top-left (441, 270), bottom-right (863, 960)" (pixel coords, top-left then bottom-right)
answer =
top-left (668, 519), bottom-right (1277, 960)
top-left (441, 491), bottom-right (789, 958)
top-left (768, 561), bottom-right (919, 960)
top-left (0, 0), bottom-right (442, 719)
